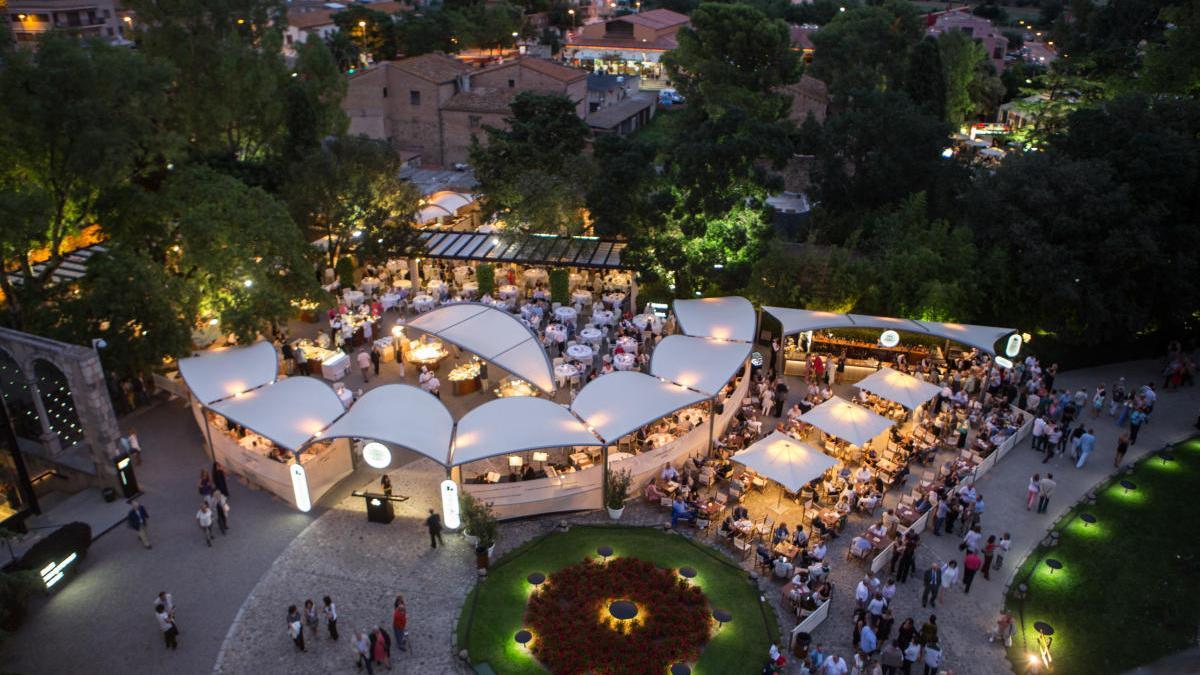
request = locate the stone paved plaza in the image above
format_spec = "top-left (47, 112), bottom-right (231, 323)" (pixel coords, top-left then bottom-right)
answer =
top-left (1, 357), bottom-right (1196, 674)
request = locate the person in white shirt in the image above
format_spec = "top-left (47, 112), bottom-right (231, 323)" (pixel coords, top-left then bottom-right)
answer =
top-left (662, 465), bottom-right (679, 482)
top-left (866, 592), bottom-right (886, 623)
top-left (854, 577), bottom-right (871, 607)
top-left (356, 350), bottom-right (372, 382)
top-left (155, 591), bottom-right (175, 615)
top-left (903, 641), bottom-right (922, 670)
top-left (940, 560), bottom-right (960, 597)
top-left (155, 603), bottom-right (178, 650)
top-left (810, 540), bottom-right (827, 562)
top-left (196, 502), bottom-right (214, 547)
top-left (821, 654), bottom-right (849, 675)
top-left (868, 522), bottom-right (887, 539)
top-left (923, 642), bottom-right (943, 672)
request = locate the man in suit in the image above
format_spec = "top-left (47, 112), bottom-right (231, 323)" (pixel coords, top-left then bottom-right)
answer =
top-left (922, 562), bottom-right (943, 608)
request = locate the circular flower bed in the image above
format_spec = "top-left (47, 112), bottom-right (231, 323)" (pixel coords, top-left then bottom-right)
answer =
top-left (525, 556), bottom-right (712, 674)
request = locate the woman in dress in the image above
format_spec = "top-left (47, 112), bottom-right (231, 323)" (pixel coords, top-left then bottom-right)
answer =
top-left (1026, 473), bottom-right (1040, 511)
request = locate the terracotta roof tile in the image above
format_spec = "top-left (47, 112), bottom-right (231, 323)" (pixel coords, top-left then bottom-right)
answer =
top-left (617, 8), bottom-right (689, 30)
top-left (390, 52), bottom-right (471, 84)
top-left (441, 87), bottom-right (517, 113)
top-left (516, 56), bottom-right (588, 83)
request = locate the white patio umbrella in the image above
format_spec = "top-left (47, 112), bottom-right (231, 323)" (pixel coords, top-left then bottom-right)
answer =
top-left (800, 396), bottom-right (894, 447)
top-left (855, 367), bottom-right (942, 410)
top-left (733, 430), bottom-right (839, 494)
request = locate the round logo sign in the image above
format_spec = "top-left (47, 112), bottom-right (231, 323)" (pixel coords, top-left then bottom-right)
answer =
top-left (362, 442), bottom-right (392, 469)
top-left (879, 330), bottom-right (901, 348)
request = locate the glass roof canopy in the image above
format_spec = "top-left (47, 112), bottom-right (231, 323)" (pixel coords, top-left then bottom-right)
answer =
top-left (417, 231), bottom-right (629, 270)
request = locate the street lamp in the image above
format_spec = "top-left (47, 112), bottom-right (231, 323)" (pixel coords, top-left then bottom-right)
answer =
top-left (568, 8), bottom-right (575, 29)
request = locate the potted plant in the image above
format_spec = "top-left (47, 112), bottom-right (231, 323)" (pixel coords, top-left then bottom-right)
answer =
top-left (460, 493), bottom-right (498, 568)
top-left (605, 468), bottom-right (632, 520)
top-left (549, 269), bottom-right (569, 305)
top-left (476, 263), bottom-right (495, 297)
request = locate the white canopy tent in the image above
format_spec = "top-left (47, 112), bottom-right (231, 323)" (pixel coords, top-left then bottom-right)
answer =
top-left (733, 431), bottom-right (839, 493)
top-left (404, 304), bottom-right (555, 394)
top-left (451, 397), bottom-right (601, 466)
top-left (178, 341), bottom-right (278, 405)
top-left (210, 377), bottom-right (344, 451)
top-left (672, 296), bottom-right (756, 343)
top-left (799, 396), bottom-right (894, 448)
top-left (855, 367), bottom-right (942, 410)
top-left (571, 371), bottom-right (708, 443)
top-left (416, 204), bottom-right (454, 225)
top-left (650, 335), bottom-right (750, 396)
top-left (319, 384), bottom-right (454, 464)
top-left (427, 191), bottom-right (475, 214)
top-left (762, 307), bottom-right (1016, 355)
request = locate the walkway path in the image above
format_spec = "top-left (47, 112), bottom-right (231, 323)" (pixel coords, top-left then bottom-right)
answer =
top-left (803, 359), bottom-right (1198, 673)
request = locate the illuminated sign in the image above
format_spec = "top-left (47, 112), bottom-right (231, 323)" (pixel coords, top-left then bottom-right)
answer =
top-left (995, 356), bottom-right (1014, 369)
top-left (1005, 334), bottom-right (1023, 358)
top-left (879, 330), bottom-right (900, 348)
top-left (40, 552), bottom-right (78, 589)
top-left (750, 352), bottom-right (764, 367)
top-left (290, 463), bottom-right (311, 512)
top-left (362, 442), bottom-right (392, 469)
top-left (440, 479), bottom-right (461, 529)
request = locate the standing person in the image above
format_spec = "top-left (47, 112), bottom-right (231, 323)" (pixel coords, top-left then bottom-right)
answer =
top-left (127, 427), bottom-right (143, 465)
top-left (357, 350), bottom-right (372, 382)
top-left (371, 626), bottom-right (391, 670)
top-left (901, 640), bottom-right (921, 675)
top-left (821, 652), bottom-right (849, 674)
top-left (1092, 385), bottom-right (1106, 417)
top-left (1075, 427), bottom-right (1097, 468)
top-left (425, 508), bottom-right (444, 549)
top-left (288, 605), bottom-right (305, 652)
top-left (879, 641), bottom-right (903, 675)
top-left (962, 549), bottom-right (982, 593)
top-left (127, 500), bottom-right (152, 549)
top-left (155, 591), bottom-right (175, 616)
top-left (212, 461), bottom-right (230, 500)
top-left (932, 498), bottom-right (949, 536)
top-left (196, 501), bottom-right (214, 547)
top-left (209, 490), bottom-right (229, 535)
top-left (921, 642), bottom-right (942, 675)
top-left (323, 596), bottom-right (339, 640)
top-left (1113, 434), bottom-right (1130, 467)
top-left (995, 532), bottom-right (1011, 570)
top-left (1037, 474), bottom-right (1056, 514)
top-left (939, 561), bottom-right (959, 601)
top-left (303, 599), bottom-right (319, 638)
top-left (354, 630), bottom-right (374, 674)
top-left (380, 474), bottom-right (393, 497)
top-left (896, 540), bottom-right (917, 584)
top-left (392, 595), bottom-right (408, 653)
top-left (1026, 474), bottom-right (1040, 511)
top-left (921, 563), bottom-right (942, 609)
top-left (156, 602), bottom-right (179, 650)
top-left (198, 469), bottom-right (214, 499)
top-left (370, 346), bottom-right (382, 377)
top-left (1129, 406), bottom-right (1147, 444)
top-left (982, 535), bottom-right (998, 580)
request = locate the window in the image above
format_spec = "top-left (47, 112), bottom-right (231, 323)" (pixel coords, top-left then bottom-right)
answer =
top-left (508, 79), bottom-right (515, 88)
top-left (469, 115), bottom-right (481, 129)
top-left (383, 86), bottom-right (388, 98)
top-left (410, 90), bottom-right (421, 105)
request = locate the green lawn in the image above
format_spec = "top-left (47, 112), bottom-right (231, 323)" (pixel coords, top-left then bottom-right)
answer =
top-left (1005, 437), bottom-right (1200, 675)
top-left (457, 525), bottom-right (780, 674)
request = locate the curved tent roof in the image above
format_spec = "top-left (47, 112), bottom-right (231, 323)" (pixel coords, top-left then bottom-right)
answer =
top-left (178, 341), bottom-right (278, 405)
top-left (571, 371), bottom-right (707, 443)
top-left (733, 430), bottom-right (839, 493)
top-left (428, 191), bottom-right (474, 214)
top-left (211, 377), bottom-right (343, 451)
top-left (650, 335), bottom-right (750, 396)
top-left (318, 384), bottom-right (454, 464)
top-left (799, 396), bottom-right (894, 447)
top-left (855, 367), bottom-right (942, 410)
top-left (404, 303), bottom-right (555, 394)
top-left (451, 397), bottom-right (600, 466)
top-left (672, 296), bottom-right (756, 343)
top-left (416, 204), bottom-right (453, 224)
top-left (763, 307), bottom-right (1015, 355)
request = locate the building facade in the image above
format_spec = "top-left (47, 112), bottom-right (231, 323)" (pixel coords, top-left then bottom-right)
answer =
top-left (563, 8), bottom-right (689, 86)
top-left (6, 0), bottom-right (131, 45)
top-left (925, 7), bottom-right (1009, 74)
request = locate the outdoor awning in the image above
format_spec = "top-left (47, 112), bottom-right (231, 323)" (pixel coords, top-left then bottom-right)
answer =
top-left (763, 307), bottom-right (1016, 355)
top-left (855, 367), bottom-right (942, 410)
top-left (178, 341), bottom-right (278, 405)
top-left (799, 396), bottom-right (894, 447)
top-left (210, 377), bottom-right (343, 452)
top-left (672, 296), bottom-right (756, 343)
top-left (733, 430), bottom-right (839, 493)
top-left (405, 304), bottom-right (555, 394)
top-left (650, 335), bottom-right (750, 396)
top-left (319, 384), bottom-right (453, 465)
top-left (416, 204), bottom-right (454, 224)
top-left (428, 191), bottom-right (474, 214)
top-left (415, 231), bottom-right (629, 270)
top-left (451, 397), bottom-right (601, 466)
top-left (571, 371), bottom-right (708, 443)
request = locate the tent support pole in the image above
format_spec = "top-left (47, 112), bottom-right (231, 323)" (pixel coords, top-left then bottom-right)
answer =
top-left (707, 397), bottom-right (716, 458)
top-left (198, 395), bottom-right (215, 463)
top-left (600, 443), bottom-right (609, 509)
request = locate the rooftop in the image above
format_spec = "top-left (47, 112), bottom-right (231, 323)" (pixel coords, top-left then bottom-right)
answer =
top-left (618, 8), bottom-right (689, 30)
top-left (442, 87), bottom-right (518, 113)
top-left (507, 56), bottom-right (588, 83)
top-left (390, 52), bottom-right (471, 84)
top-left (586, 92), bottom-right (655, 129)
top-left (587, 72), bottom-right (636, 92)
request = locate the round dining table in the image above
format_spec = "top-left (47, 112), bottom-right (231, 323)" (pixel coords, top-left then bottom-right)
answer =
top-left (579, 327), bottom-right (603, 344)
top-left (523, 268), bottom-right (548, 287)
top-left (614, 352), bottom-right (636, 371)
top-left (571, 290), bottom-right (592, 306)
top-left (566, 344), bottom-right (594, 362)
top-left (545, 323), bottom-right (568, 343)
top-left (554, 363), bottom-right (579, 386)
top-left (554, 306), bottom-right (578, 324)
top-left (412, 294), bottom-right (436, 313)
top-left (591, 309), bottom-right (615, 326)
top-left (603, 292), bottom-right (626, 308)
top-left (498, 284), bottom-right (520, 300)
top-left (632, 313), bottom-right (662, 333)
top-left (616, 336), bottom-right (638, 354)
top-left (426, 280), bottom-right (448, 298)
top-left (359, 277), bottom-right (381, 294)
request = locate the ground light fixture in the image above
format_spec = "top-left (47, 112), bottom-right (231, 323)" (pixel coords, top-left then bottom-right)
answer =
top-left (1119, 479), bottom-right (1137, 494)
top-left (514, 629), bottom-right (533, 649)
top-left (1034, 621), bottom-right (1055, 668)
top-left (1044, 558), bottom-right (1063, 575)
top-left (712, 609), bottom-right (733, 629)
top-left (1080, 513), bottom-right (1097, 527)
top-left (678, 566), bottom-right (697, 583)
top-left (609, 600), bottom-right (638, 621)
top-left (527, 572), bottom-right (546, 588)
top-left (597, 545), bottom-right (613, 563)
top-left (1158, 451), bottom-right (1175, 465)
top-left (671, 664), bottom-right (691, 675)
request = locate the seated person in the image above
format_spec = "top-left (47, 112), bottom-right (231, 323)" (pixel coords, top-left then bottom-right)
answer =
top-left (661, 464), bottom-right (679, 482)
top-left (835, 494), bottom-right (853, 516)
top-left (670, 496), bottom-right (695, 528)
top-left (808, 539), bottom-right (827, 562)
top-left (792, 527), bottom-right (809, 548)
top-left (644, 481), bottom-right (665, 502)
top-left (773, 522), bottom-right (790, 544)
top-left (715, 462), bottom-right (735, 481)
top-left (867, 522), bottom-right (887, 539)
top-left (859, 492), bottom-right (881, 512)
top-left (812, 517), bottom-right (833, 539)
top-left (850, 535), bottom-right (872, 558)
top-left (773, 555), bottom-right (794, 579)
top-left (732, 505), bottom-right (750, 521)
top-left (914, 494), bottom-right (932, 513)
top-left (719, 515), bottom-right (735, 537)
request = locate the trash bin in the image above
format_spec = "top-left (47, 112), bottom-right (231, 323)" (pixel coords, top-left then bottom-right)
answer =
top-left (792, 630), bottom-right (811, 659)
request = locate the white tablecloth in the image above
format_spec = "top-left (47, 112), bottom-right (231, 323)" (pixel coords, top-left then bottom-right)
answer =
top-left (380, 292), bottom-right (402, 311)
top-left (546, 324), bottom-right (568, 343)
top-left (571, 290), bottom-right (592, 305)
top-left (616, 336), bottom-right (638, 354)
top-left (386, 259), bottom-right (407, 275)
top-left (555, 363), bottom-right (578, 386)
top-left (461, 282), bottom-right (478, 298)
top-left (523, 268), bottom-right (548, 287)
top-left (645, 433), bottom-right (675, 449)
top-left (607, 452), bottom-right (633, 463)
top-left (579, 327), bottom-right (603, 344)
top-left (360, 277), bottom-right (381, 294)
top-left (336, 387), bottom-right (353, 408)
top-left (321, 353), bottom-right (350, 380)
top-left (413, 294), bottom-right (436, 313)
top-left (614, 353), bottom-right (636, 371)
top-left (566, 344), bottom-right (594, 362)
top-left (604, 273), bottom-right (632, 290)
top-left (554, 306), bottom-right (577, 324)
top-left (632, 313), bottom-right (663, 333)
top-left (498, 284), bottom-right (520, 300)
top-left (603, 292), bottom-right (626, 308)
top-left (344, 290), bottom-right (364, 306)
top-left (591, 309), bottom-right (615, 326)
top-left (393, 278), bottom-right (412, 292)
top-left (426, 280), bottom-right (448, 298)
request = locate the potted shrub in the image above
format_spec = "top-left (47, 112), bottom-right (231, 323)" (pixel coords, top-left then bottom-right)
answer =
top-left (460, 493), bottom-right (498, 568)
top-left (605, 468), bottom-right (632, 520)
top-left (549, 269), bottom-right (569, 305)
top-left (476, 263), bottom-right (495, 297)
top-left (335, 255), bottom-right (356, 290)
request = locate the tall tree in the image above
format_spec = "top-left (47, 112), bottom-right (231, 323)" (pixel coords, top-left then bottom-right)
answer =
top-left (283, 38), bottom-right (348, 163)
top-left (470, 92), bottom-right (592, 232)
top-left (585, 135), bottom-right (660, 238)
top-left (332, 5), bottom-right (401, 62)
top-left (0, 35), bottom-right (176, 328)
top-left (286, 136), bottom-right (423, 269)
top-left (1143, 0), bottom-right (1200, 95)
top-left (904, 37), bottom-right (946, 120)
top-left (937, 29), bottom-right (987, 125)
top-left (809, 1), bottom-right (923, 103)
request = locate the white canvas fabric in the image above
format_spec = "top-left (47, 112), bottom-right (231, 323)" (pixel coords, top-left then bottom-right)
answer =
top-left (320, 384), bottom-right (454, 464)
top-left (571, 371), bottom-right (708, 443)
top-left (854, 367), bottom-right (943, 410)
top-left (211, 377), bottom-right (343, 451)
top-left (799, 396), bottom-right (894, 447)
top-left (178, 341), bottom-right (278, 405)
top-left (734, 430), bottom-right (839, 493)
top-left (672, 296), bottom-right (756, 343)
top-left (650, 335), bottom-right (750, 396)
top-left (452, 397), bottom-right (601, 466)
